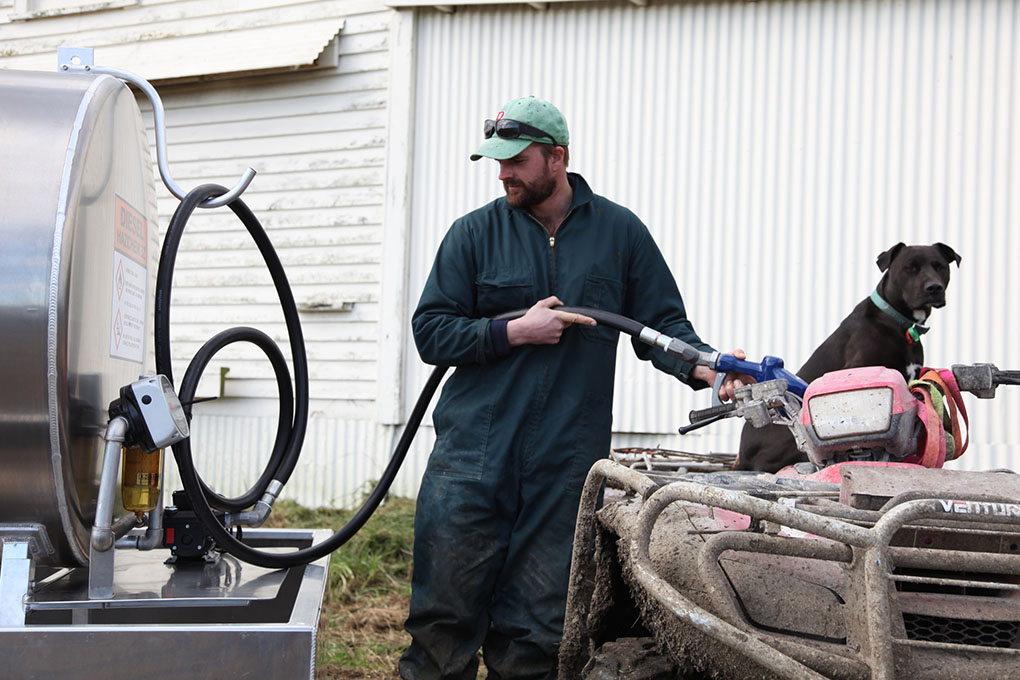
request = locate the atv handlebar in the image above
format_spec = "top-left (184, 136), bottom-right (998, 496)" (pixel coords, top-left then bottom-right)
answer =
top-left (951, 364), bottom-right (1020, 398)
top-left (678, 402), bottom-right (738, 435)
top-left (680, 378), bottom-right (800, 435)
top-left (689, 402), bottom-right (738, 423)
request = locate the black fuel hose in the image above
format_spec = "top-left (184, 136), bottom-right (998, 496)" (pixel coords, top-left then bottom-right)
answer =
top-left (178, 326), bottom-right (294, 510)
top-left (177, 357), bottom-right (446, 569)
top-left (545, 307), bottom-right (645, 336)
top-left (156, 183), bottom-right (448, 568)
top-left (157, 185), bottom-right (307, 513)
top-left (157, 187), bottom-right (695, 568)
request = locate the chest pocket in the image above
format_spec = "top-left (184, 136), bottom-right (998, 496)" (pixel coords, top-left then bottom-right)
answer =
top-left (476, 267), bottom-right (536, 317)
top-left (581, 274), bottom-right (624, 346)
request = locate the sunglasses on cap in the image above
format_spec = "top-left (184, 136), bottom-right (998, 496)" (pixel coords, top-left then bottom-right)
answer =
top-left (484, 118), bottom-right (557, 145)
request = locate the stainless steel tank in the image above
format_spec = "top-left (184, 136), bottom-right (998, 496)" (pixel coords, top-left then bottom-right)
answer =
top-left (0, 69), bottom-right (158, 567)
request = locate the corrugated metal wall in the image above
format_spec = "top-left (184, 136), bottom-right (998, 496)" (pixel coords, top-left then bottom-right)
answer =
top-left (404, 0), bottom-right (1020, 486)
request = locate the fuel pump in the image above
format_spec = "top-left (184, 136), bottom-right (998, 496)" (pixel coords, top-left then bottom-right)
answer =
top-left (0, 50), bottom-right (332, 679)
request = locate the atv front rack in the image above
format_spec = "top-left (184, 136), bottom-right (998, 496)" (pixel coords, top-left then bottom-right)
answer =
top-left (561, 460), bottom-right (1020, 680)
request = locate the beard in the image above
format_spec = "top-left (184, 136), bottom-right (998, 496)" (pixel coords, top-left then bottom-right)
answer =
top-left (503, 165), bottom-right (557, 209)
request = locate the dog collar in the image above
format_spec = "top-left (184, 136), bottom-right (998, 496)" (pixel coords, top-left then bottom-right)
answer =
top-left (870, 289), bottom-right (929, 344)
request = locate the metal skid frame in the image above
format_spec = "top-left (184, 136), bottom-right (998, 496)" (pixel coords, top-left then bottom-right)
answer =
top-left (562, 460), bottom-right (1020, 680)
top-left (0, 528), bottom-right (331, 680)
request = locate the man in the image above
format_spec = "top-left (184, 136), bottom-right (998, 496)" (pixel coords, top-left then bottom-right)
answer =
top-left (400, 96), bottom-right (745, 680)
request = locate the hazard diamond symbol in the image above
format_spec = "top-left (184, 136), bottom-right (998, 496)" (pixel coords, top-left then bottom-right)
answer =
top-left (116, 261), bottom-right (125, 299)
top-left (114, 309), bottom-right (123, 348)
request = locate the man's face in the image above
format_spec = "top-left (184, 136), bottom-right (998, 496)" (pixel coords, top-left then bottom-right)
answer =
top-left (498, 144), bottom-right (557, 209)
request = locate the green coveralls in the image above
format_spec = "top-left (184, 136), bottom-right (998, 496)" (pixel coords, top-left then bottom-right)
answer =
top-left (400, 174), bottom-right (713, 680)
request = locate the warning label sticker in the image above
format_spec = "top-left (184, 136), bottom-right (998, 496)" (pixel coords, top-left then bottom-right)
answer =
top-left (115, 195), bottom-right (147, 265)
top-left (110, 195), bottom-right (147, 363)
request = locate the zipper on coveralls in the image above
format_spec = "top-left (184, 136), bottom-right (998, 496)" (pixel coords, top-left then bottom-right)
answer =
top-left (527, 208), bottom-right (576, 295)
top-left (548, 234), bottom-right (557, 292)
top-left (547, 207), bottom-right (577, 293)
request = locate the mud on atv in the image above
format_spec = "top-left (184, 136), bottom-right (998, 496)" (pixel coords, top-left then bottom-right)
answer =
top-left (559, 364), bottom-right (1020, 680)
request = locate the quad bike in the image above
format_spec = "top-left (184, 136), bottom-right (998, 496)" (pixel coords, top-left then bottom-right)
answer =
top-left (558, 362), bottom-right (1020, 680)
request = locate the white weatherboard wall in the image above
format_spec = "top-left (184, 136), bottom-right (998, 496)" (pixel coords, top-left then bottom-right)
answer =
top-left (0, 0), bottom-right (411, 509)
top-left (403, 0), bottom-right (1020, 490)
top-left (145, 10), bottom-right (408, 508)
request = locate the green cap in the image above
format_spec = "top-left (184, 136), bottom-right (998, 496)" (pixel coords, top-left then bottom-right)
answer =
top-left (471, 96), bottom-right (569, 161)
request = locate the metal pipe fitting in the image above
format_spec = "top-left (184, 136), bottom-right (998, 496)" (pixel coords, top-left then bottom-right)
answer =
top-left (223, 479), bottom-right (284, 528)
top-left (58, 49), bottom-right (255, 209)
top-left (90, 417), bottom-right (130, 553)
top-left (116, 490), bottom-right (166, 550)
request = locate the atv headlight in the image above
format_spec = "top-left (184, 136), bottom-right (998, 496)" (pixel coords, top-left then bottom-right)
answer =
top-left (808, 387), bottom-right (893, 440)
top-left (799, 367), bottom-right (918, 465)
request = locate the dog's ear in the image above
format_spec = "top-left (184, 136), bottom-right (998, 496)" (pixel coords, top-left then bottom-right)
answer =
top-left (934, 242), bottom-right (962, 267)
top-left (876, 243), bottom-right (906, 272)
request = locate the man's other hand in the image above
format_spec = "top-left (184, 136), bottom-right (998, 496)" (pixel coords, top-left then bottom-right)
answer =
top-left (507, 296), bottom-right (597, 347)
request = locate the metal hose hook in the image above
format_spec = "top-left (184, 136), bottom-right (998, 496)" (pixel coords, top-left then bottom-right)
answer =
top-left (57, 47), bottom-right (256, 208)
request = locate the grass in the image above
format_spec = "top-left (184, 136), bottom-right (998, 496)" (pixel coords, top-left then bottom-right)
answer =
top-left (266, 497), bottom-right (417, 679)
top-left (267, 496), bottom-right (491, 679)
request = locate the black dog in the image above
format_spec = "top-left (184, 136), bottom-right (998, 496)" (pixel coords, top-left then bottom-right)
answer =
top-left (735, 242), bottom-right (961, 473)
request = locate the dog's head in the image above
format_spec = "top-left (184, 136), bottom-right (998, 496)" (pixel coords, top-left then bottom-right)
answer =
top-left (876, 242), bottom-right (961, 320)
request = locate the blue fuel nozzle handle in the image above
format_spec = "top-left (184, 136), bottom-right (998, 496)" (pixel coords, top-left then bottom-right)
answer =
top-left (713, 354), bottom-right (808, 397)
top-left (617, 318), bottom-right (809, 398)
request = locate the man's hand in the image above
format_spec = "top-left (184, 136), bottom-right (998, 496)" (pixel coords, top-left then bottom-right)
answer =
top-left (507, 296), bottom-right (597, 347)
top-left (691, 348), bottom-right (756, 401)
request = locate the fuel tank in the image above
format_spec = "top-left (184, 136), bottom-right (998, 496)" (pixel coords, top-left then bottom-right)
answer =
top-left (0, 69), bottom-right (158, 567)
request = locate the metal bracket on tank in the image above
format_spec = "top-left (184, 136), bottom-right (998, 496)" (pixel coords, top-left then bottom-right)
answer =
top-left (56, 46), bottom-right (256, 208)
top-left (0, 529), bottom-right (53, 619)
top-left (0, 542), bottom-right (32, 626)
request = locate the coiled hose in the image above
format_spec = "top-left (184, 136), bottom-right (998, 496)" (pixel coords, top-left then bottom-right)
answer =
top-left (157, 186), bottom-right (304, 514)
top-left (157, 184), bottom-right (670, 568)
